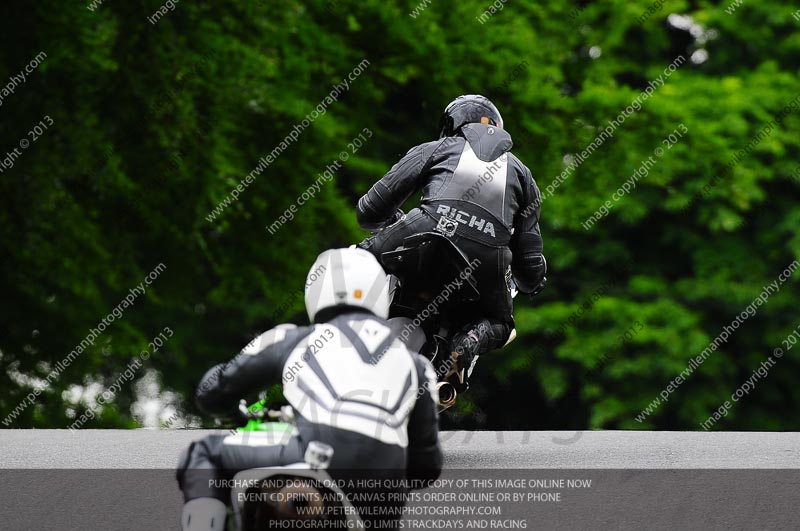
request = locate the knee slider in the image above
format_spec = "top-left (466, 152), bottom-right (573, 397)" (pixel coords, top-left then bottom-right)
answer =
top-left (181, 498), bottom-right (227, 531)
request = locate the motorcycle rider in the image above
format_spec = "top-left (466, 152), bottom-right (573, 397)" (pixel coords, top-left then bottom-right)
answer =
top-left (357, 94), bottom-right (547, 391)
top-left (176, 247), bottom-right (443, 530)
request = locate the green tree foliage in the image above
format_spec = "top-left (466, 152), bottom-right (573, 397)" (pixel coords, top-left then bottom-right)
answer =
top-left (0, 0), bottom-right (797, 430)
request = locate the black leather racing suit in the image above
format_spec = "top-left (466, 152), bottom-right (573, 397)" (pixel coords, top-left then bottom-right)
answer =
top-left (176, 309), bottom-right (443, 528)
top-left (357, 123), bottom-right (546, 355)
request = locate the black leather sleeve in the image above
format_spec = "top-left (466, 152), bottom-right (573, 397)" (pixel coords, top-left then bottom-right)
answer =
top-left (356, 140), bottom-right (442, 231)
top-left (510, 159), bottom-right (547, 293)
top-left (406, 355), bottom-right (443, 486)
top-left (194, 325), bottom-right (311, 417)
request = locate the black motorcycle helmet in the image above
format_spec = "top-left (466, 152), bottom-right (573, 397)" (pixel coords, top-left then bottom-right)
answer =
top-left (438, 94), bottom-right (504, 138)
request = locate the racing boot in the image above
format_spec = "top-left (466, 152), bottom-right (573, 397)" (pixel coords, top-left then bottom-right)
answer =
top-left (448, 321), bottom-right (491, 393)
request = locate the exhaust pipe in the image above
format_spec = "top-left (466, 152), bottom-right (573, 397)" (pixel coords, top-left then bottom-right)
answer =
top-left (436, 381), bottom-right (457, 409)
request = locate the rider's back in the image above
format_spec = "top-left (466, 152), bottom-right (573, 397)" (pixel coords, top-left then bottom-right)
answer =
top-left (357, 122), bottom-right (540, 252)
top-left (283, 313), bottom-right (428, 468)
top-left (195, 310), bottom-right (441, 478)
top-left (422, 123), bottom-right (527, 235)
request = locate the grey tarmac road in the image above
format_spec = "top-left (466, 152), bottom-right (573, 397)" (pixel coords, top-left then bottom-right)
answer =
top-left (1, 430), bottom-right (799, 530)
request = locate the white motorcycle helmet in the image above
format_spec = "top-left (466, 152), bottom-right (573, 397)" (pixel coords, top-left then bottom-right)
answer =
top-left (304, 247), bottom-right (391, 322)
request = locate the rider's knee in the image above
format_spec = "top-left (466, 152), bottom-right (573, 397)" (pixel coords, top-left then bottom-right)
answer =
top-left (482, 318), bottom-right (514, 351)
top-left (175, 442), bottom-right (195, 489)
top-left (176, 436), bottom-right (227, 502)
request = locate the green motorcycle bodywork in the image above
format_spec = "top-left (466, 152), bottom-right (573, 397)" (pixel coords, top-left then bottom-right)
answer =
top-left (238, 398), bottom-right (293, 433)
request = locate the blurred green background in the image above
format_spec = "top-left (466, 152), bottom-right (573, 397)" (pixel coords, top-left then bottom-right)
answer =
top-left (1, 0), bottom-right (798, 431)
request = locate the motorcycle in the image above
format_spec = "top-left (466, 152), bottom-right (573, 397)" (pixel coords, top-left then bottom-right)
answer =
top-left (379, 230), bottom-right (517, 411)
top-left (226, 400), bottom-right (364, 531)
top-left (205, 231), bottom-right (508, 528)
